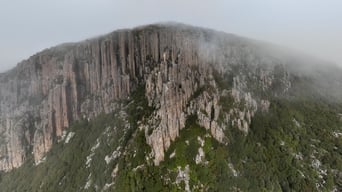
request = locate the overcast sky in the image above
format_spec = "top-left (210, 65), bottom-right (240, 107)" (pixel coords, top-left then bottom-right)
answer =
top-left (0, 0), bottom-right (341, 72)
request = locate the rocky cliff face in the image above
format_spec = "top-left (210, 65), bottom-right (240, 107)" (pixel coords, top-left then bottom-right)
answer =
top-left (0, 23), bottom-right (336, 171)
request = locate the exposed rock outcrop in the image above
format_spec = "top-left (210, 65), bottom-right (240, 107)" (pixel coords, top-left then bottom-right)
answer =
top-left (0, 23), bottom-right (296, 171)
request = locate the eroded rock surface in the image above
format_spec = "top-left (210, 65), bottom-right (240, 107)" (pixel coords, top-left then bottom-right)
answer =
top-left (0, 23), bottom-right (296, 170)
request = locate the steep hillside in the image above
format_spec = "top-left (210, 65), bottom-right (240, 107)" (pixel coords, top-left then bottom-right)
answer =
top-left (0, 23), bottom-right (341, 191)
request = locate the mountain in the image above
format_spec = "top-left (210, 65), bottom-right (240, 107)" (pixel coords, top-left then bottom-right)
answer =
top-left (0, 23), bottom-right (341, 191)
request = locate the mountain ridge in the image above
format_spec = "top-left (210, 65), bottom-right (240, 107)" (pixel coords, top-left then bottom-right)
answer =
top-left (0, 22), bottom-right (341, 191)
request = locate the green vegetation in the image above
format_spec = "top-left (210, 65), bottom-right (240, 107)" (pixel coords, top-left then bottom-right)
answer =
top-left (212, 68), bottom-right (234, 90)
top-left (0, 111), bottom-right (124, 192)
top-left (114, 114), bottom-right (235, 192)
top-left (0, 85), bottom-right (153, 192)
top-left (224, 98), bottom-right (342, 191)
top-left (0, 82), bottom-right (341, 191)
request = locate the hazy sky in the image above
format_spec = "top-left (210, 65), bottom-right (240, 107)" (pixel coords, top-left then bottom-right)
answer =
top-left (0, 0), bottom-right (341, 72)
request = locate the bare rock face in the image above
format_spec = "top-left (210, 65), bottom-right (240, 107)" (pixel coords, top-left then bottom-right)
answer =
top-left (0, 23), bottom-right (294, 171)
top-left (0, 27), bottom-right (151, 170)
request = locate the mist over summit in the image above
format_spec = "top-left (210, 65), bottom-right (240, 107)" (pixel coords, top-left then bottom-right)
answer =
top-left (0, 23), bottom-right (341, 191)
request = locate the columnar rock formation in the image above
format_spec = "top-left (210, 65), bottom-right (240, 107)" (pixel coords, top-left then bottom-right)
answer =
top-left (0, 23), bottom-right (297, 171)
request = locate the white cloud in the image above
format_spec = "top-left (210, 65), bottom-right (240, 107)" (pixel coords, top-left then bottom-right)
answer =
top-left (0, 0), bottom-right (341, 72)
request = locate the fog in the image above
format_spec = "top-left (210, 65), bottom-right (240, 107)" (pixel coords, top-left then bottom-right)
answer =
top-left (0, 0), bottom-right (341, 72)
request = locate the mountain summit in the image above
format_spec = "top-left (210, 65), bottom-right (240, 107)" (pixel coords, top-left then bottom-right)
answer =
top-left (0, 23), bottom-right (341, 191)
